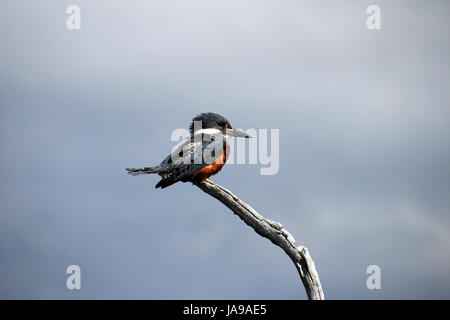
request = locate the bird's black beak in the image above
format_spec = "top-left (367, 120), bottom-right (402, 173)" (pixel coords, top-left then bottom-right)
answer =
top-left (226, 128), bottom-right (251, 138)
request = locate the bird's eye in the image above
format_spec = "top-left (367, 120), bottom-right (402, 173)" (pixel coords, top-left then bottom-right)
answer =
top-left (217, 121), bottom-right (226, 127)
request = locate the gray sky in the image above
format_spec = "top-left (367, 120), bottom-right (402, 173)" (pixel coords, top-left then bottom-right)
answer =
top-left (1, 0), bottom-right (449, 299)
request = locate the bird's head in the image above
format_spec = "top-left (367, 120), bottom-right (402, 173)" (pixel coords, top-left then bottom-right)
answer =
top-left (189, 112), bottom-right (251, 138)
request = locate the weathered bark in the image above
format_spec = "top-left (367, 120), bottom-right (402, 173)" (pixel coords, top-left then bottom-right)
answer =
top-left (194, 178), bottom-right (325, 300)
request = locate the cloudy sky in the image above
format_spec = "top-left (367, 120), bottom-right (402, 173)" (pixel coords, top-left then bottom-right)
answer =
top-left (1, 0), bottom-right (449, 299)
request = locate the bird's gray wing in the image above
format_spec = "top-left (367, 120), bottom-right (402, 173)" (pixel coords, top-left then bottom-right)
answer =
top-left (155, 135), bottom-right (226, 187)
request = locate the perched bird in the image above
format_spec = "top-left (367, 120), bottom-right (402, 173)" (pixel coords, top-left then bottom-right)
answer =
top-left (126, 113), bottom-right (250, 188)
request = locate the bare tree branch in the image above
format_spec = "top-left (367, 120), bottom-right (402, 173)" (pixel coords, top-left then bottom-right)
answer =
top-left (194, 178), bottom-right (324, 300)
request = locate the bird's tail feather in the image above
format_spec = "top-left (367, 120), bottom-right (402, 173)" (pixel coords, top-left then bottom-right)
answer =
top-left (125, 167), bottom-right (160, 176)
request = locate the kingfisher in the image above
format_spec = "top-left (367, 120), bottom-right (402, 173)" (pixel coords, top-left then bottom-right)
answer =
top-left (126, 113), bottom-right (250, 188)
